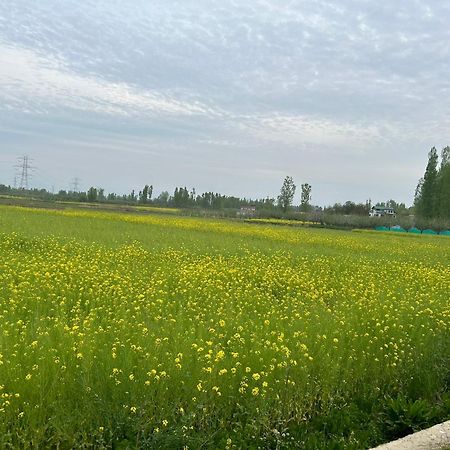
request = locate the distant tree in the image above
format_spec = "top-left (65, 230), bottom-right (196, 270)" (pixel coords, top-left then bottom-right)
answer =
top-left (139, 185), bottom-right (150, 204)
top-left (415, 147), bottom-right (439, 218)
top-left (263, 197), bottom-right (276, 209)
top-left (157, 191), bottom-right (169, 206)
top-left (200, 192), bottom-right (212, 208)
top-left (57, 190), bottom-right (68, 199)
top-left (211, 193), bottom-right (224, 209)
top-left (87, 187), bottom-right (98, 202)
top-left (437, 146), bottom-right (450, 218)
top-left (441, 146), bottom-right (450, 166)
top-left (189, 188), bottom-right (196, 203)
top-left (129, 190), bottom-right (137, 203)
top-left (300, 183), bottom-right (312, 212)
top-left (344, 201), bottom-right (357, 214)
top-left (173, 187), bottom-right (190, 207)
top-left (278, 176), bottom-right (296, 212)
top-left (98, 188), bottom-right (105, 202)
top-left (414, 178), bottom-right (424, 209)
top-left (324, 201), bottom-right (371, 215)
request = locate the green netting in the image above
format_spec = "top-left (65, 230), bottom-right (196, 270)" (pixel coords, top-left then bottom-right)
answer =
top-left (375, 226), bottom-right (449, 236)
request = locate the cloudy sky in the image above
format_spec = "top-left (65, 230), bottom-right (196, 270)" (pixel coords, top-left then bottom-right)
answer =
top-left (1, 0), bottom-right (450, 205)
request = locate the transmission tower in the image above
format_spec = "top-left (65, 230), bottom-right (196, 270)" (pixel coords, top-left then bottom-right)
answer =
top-left (71, 177), bottom-right (81, 192)
top-left (15, 155), bottom-right (34, 190)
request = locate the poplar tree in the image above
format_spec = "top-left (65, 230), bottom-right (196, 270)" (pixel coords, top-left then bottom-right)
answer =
top-left (278, 176), bottom-right (296, 212)
top-left (140, 185), bottom-right (150, 204)
top-left (300, 183), bottom-right (312, 212)
top-left (437, 146), bottom-right (450, 218)
top-left (415, 147), bottom-right (438, 218)
top-left (87, 186), bottom-right (98, 202)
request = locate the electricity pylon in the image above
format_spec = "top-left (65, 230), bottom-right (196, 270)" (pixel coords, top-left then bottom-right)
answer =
top-left (71, 177), bottom-right (81, 192)
top-left (15, 155), bottom-right (34, 190)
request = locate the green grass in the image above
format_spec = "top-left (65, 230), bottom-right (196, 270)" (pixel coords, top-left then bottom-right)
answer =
top-left (0, 205), bottom-right (449, 449)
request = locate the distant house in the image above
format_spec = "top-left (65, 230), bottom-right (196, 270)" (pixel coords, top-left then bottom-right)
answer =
top-left (238, 206), bottom-right (256, 217)
top-left (369, 205), bottom-right (396, 217)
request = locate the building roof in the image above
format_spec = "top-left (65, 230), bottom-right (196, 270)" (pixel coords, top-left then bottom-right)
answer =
top-left (372, 206), bottom-right (394, 211)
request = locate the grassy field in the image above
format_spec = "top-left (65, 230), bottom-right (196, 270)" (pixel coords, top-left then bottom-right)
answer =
top-left (0, 205), bottom-right (449, 449)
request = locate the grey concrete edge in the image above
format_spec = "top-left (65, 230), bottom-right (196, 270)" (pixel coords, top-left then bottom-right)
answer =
top-left (370, 420), bottom-right (450, 450)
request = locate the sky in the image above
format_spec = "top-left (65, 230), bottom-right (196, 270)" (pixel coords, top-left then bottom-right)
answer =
top-left (1, 0), bottom-right (450, 206)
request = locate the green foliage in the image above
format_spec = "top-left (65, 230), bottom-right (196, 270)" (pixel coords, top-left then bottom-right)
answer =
top-left (437, 149), bottom-right (450, 219)
top-left (325, 200), bottom-right (371, 216)
top-left (128, 189), bottom-right (137, 202)
top-left (415, 146), bottom-right (450, 219)
top-left (300, 183), bottom-right (312, 212)
top-left (173, 186), bottom-right (191, 207)
top-left (416, 147), bottom-right (439, 218)
top-left (383, 396), bottom-right (436, 440)
top-left (139, 185), bottom-right (152, 204)
top-left (157, 190), bottom-right (170, 205)
top-left (87, 186), bottom-right (98, 202)
top-left (277, 176), bottom-right (296, 212)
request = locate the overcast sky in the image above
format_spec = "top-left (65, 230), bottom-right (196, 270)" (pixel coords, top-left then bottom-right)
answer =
top-left (1, 0), bottom-right (450, 206)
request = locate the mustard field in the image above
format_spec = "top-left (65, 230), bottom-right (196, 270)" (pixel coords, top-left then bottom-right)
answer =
top-left (0, 205), bottom-right (449, 449)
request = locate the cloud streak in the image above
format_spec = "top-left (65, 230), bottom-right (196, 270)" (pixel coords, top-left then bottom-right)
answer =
top-left (0, 43), bottom-right (217, 117)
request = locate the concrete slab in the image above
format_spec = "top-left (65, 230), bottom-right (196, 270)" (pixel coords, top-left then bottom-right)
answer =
top-left (371, 420), bottom-right (450, 450)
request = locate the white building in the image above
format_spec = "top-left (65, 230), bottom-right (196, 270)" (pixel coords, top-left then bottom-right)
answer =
top-left (369, 206), bottom-right (396, 217)
top-left (238, 206), bottom-right (256, 217)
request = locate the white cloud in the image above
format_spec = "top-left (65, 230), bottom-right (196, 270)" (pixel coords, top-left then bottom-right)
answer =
top-left (243, 114), bottom-right (382, 150)
top-left (0, 43), bottom-right (217, 117)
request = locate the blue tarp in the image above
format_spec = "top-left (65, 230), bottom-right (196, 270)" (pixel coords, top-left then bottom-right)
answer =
top-left (390, 226), bottom-right (406, 232)
top-left (422, 229), bottom-right (437, 235)
top-left (439, 230), bottom-right (450, 236)
top-left (408, 227), bottom-right (421, 234)
top-left (375, 226), bottom-right (389, 231)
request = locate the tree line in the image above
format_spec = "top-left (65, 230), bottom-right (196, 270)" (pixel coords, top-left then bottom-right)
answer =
top-left (0, 183), bottom-right (278, 210)
top-left (0, 178), bottom-right (409, 217)
top-left (1, 167), bottom-right (426, 218)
